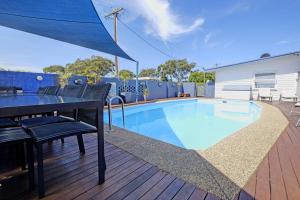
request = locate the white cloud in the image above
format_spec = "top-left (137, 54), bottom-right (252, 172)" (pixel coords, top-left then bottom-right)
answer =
top-left (276, 40), bottom-right (290, 45)
top-left (204, 33), bottom-right (212, 44)
top-left (226, 1), bottom-right (251, 15)
top-left (94, 0), bottom-right (204, 41)
top-left (203, 32), bottom-right (218, 48)
top-left (276, 39), bottom-right (300, 45)
top-left (0, 64), bottom-right (42, 72)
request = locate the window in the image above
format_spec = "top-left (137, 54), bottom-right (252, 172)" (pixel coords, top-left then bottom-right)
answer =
top-left (255, 73), bottom-right (276, 88)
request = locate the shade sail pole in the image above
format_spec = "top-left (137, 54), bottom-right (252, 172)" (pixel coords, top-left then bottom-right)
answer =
top-left (135, 61), bottom-right (139, 103)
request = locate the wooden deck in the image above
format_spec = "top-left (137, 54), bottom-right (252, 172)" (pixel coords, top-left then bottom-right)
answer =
top-left (238, 102), bottom-right (300, 200)
top-left (1, 135), bottom-right (221, 200)
top-left (2, 101), bottom-right (300, 200)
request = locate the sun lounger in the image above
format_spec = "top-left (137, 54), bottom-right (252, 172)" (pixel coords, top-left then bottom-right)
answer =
top-left (280, 91), bottom-right (298, 102)
top-left (258, 88), bottom-right (273, 101)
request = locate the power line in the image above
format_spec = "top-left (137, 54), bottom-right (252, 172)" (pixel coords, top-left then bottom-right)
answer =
top-left (117, 17), bottom-right (174, 59)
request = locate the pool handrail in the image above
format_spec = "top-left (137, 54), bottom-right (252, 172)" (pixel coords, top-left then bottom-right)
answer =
top-left (107, 95), bottom-right (125, 131)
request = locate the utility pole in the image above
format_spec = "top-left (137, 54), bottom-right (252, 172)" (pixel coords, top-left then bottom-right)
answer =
top-left (105, 8), bottom-right (124, 78)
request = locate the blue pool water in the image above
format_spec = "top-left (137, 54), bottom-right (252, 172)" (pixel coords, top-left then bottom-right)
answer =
top-left (104, 99), bottom-right (261, 150)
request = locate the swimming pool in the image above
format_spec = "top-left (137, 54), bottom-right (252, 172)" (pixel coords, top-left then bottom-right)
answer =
top-left (104, 99), bottom-right (261, 150)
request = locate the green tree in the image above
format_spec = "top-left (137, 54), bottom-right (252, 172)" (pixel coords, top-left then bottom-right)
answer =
top-left (119, 69), bottom-right (135, 92)
top-left (157, 59), bottom-right (196, 82)
top-left (119, 69), bottom-right (135, 81)
top-left (205, 72), bottom-right (215, 82)
top-left (189, 71), bottom-right (204, 84)
top-left (139, 68), bottom-right (157, 78)
top-left (188, 71), bottom-right (215, 84)
top-left (64, 56), bottom-right (114, 84)
top-left (43, 65), bottom-right (65, 74)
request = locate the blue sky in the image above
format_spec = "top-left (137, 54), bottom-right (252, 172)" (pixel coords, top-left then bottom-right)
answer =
top-left (0, 0), bottom-right (299, 72)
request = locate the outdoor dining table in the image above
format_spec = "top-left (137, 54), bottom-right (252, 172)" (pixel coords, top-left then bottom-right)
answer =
top-left (0, 93), bottom-right (106, 184)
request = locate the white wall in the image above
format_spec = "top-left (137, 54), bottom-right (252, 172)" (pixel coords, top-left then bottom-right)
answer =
top-left (214, 55), bottom-right (300, 101)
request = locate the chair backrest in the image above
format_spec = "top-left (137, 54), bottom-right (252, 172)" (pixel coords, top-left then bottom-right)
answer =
top-left (44, 86), bottom-right (60, 95)
top-left (0, 87), bottom-right (17, 94)
top-left (37, 87), bottom-right (48, 95)
top-left (0, 127), bottom-right (31, 144)
top-left (78, 83), bottom-right (111, 126)
top-left (281, 90), bottom-right (296, 97)
top-left (82, 83), bottom-right (112, 102)
top-left (58, 85), bottom-right (86, 98)
top-left (259, 88), bottom-right (271, 96)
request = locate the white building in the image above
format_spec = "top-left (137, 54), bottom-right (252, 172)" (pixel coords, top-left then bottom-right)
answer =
top-left (206, 51), bottom-right (300, 101)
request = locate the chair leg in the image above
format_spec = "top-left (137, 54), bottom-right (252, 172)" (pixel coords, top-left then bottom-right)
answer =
top-left (296, 117), bottom-right (300, 127)
top-left (18, 143), bottom-right (26, 170)
top-left (26, 142), bottom-right (35, 191)
top-left (77, 134), bottom-right (85, 154)
top-left (36, 143), bottom-right (45, 198)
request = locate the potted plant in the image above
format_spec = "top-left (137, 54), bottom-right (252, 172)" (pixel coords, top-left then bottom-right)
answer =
top-left (143, 88), bottom-right (149, 101)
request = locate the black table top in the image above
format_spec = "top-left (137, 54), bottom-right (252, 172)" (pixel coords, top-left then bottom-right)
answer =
top-left (0, 94), bottom-right (103, 118)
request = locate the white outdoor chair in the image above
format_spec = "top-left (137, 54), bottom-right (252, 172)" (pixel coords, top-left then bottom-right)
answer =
top-left (280, 91), bottom-right (298, 102)
top-left (288, 101), bottom-right (300, 126)
top-left (258, 88), bottom-right (273, 101)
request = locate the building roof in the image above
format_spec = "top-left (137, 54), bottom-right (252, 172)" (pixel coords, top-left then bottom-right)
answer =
top-left (205, 51), bottom-right (300, 72)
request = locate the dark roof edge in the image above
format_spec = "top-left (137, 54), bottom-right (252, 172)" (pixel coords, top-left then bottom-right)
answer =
top-left (205, 51), bottom-right (300, 72)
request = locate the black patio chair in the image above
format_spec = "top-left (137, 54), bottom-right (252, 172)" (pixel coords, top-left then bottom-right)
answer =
top-left (24, 84), bottom-right (86, 126)
top-left (44, 86), bottom-right (60, 95)
top-left (27, 83), bottom-right (111, 197)
top-left (0, 87), bottom-right (17, 94)
top-left (77, 83), bottom-right (111, 126)
top-left (0, 118), bottom-right (17, 128)
top-left (57, 84), bottom-right (86, 98)
top-left (0, 127), bottom-right (34, 191)
top-left (37, 87), bottom-right (48, 95)
top-left (19, 84), bottom-right (85, 129)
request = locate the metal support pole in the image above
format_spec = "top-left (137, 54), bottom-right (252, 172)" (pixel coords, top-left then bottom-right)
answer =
top-left (135, 61), bottom-right (139, 103)
top-left (114, 14), bottom-right (119, 77)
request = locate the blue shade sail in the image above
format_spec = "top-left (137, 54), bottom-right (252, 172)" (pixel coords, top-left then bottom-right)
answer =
top-left (0, 0), bottom-right (134, 61)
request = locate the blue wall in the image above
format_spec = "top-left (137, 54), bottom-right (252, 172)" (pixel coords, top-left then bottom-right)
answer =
top-left (0, 71), bottom-right (58, 93)
top-left (182, 82), bottom-right (196, 97)
top-left (205, 80), bottom-right (215, 98)
top-left (167, 82), bottom-right (178, 98)
top-left (146, 80), bottom-right (168, 100)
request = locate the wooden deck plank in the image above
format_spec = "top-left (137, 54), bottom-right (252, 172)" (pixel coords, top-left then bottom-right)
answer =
top-left (44, 146), bottom-right (121, 181)
top-left (254, 155), bottom-right (270, 200)
top-left (268, 145), bottom-right (287, 200)
top-left (45, 157), bottom-right (143, 200)
top-left (281, 130), bottom-right (300, 185)
top-left (45, 152), bottom-right (133, 195)
top-left (91, 163), bottom-right (153, 199)
top-left (172, 182), bottom-right (196, 200)
top-left (139, 174), bottom-right (176, 200)
top-left (123, 171), bottom-right (167, 200)
top-left (105, 166), bottom-right (159, 200)
top-left (72, 159), bottom-right (146, 200)
top-left (188, 188), bottom-right (207, 200)
top-left (277, 134), bottom-right (300, 199)
top-left (155, 178), bottom-right (185, 200)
